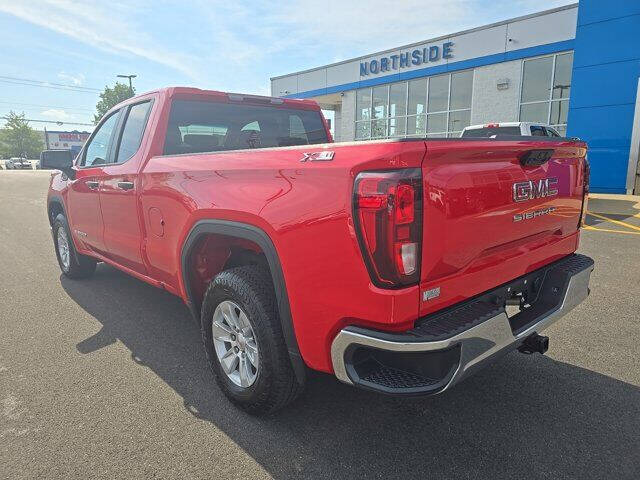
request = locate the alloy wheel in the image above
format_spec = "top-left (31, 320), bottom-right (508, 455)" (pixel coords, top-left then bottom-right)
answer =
top-left (211, 300), bottom-right (259, 387)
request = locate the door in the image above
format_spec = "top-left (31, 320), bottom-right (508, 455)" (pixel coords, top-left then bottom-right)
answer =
top-left (99, 100), bottom-right (153, 274)
top-left (67, 110), bottom-right (121, 255)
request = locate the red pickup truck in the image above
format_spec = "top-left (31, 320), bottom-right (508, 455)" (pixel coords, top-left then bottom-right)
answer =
top-left (42, 87), bottom-right (593, 414)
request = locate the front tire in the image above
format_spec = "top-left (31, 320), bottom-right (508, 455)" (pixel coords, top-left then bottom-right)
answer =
top-left (52, 213), bottom-right (97, 279)
top-left (201, 266), bottom-right (304, 414)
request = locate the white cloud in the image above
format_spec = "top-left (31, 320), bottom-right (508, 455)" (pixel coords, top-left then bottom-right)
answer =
top-left (191, 0), bottom-right (574, 75)
top-left (41, 109), bottom-right (74, 121)
top-left (58, 71), bottom-right (85, 86)
top-left (0, 0), bottom-right (198, 78)
top-left (0, 0), bottom-right (574, 91)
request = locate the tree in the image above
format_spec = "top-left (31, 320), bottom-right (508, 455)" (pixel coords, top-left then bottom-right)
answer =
top-left (94, 82), bottom-right (135, 124)
top-left (0, 111), bottom-right (43, 158)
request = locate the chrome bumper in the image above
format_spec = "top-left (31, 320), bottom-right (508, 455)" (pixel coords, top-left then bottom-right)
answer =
top-left (331, 254), bottom-right (594, 395)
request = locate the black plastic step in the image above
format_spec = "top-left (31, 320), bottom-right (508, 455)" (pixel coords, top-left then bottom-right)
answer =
top-left (409, 253), bottom-right (594, 341)
top-left (360, 363), bottom-right (440, 390)
top-left (410, 300), bottom-right (502, 341)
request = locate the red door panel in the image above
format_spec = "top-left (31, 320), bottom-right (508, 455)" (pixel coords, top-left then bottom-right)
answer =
top-left (66, 167), bottom-right (106, 254)
top-left (100, 169), bottom-right (146, 273)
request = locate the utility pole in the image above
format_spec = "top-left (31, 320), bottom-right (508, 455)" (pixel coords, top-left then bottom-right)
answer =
top-left (117, 74), bottom-right (137, 94)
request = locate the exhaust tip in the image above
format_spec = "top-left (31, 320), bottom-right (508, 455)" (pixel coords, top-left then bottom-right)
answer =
top-left (518, 333), bottom-right (549, 355)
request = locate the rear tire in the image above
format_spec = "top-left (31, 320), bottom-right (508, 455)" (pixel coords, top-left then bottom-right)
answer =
top-left (201, 265), bottom-right (304, 414)
top-left (52, 213), bottom-right (97, 279)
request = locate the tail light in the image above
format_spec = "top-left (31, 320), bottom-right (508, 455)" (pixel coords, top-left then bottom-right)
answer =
top-left (579, 156), bottom-right (590, 227)
top-left (353, 169), bottom-right (422, 288)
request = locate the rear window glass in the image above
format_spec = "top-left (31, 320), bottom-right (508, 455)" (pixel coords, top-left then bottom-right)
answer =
top-left (163, 100), bottom-right (329, 155)
top-left (461, 127), bottom-right (522, 137)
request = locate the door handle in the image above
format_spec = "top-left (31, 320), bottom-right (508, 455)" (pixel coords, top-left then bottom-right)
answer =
top-left (86, 181), bottom-right (99, 190)
top-left (117, 181), bottom-right (135, 190)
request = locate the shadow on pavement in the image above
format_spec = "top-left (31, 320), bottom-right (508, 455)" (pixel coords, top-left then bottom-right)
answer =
top-left (62, 264), bottom-right (640, 480)
top-left (587, 196), bottom-right (640, 224)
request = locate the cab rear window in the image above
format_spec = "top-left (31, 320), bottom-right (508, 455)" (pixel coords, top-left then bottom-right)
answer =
top-left (163, 100), bottom-right (328, 155)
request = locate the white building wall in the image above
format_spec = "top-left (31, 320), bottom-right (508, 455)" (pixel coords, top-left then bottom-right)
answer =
top-left (340, 91), bottom-right (356, 142)
top-left (271, 5), bottom-right (577, 97)
top-left (470, 60), bottom-right (522, 125)
top-left (271, 4), bottom-right (578, 142)
top-left (333, 107), bottom-right (342, 141)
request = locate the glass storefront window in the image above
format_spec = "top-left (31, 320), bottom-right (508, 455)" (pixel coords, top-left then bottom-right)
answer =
top-left (389, 83), bottom-right (407, 117)
top-left (552, 53), bottom-right (573, 99)
top-left (450, 70), bottom-right (473, 110)
top-left (354, 70), bottom-right (472, 140)
top-left (448, 109), bottom-right (471, 134)
top-left (389, 117), bottom-right (406, 137)
top-left (407, 115), bottom-right (426, 135)
top-left (550, 100), bottom-right (569, 126)
top-left (371, 118), bottom-right (387, 138)
top-left (520, 103), bottom-right (549, 123)
top-left (426, 113), bottom-right (447, 134)
top-left (428, 74), bottom-right (449, 112)
top-left (355, 121), bottom-right (370, 140)
top-left (372, 86), bottom-right (388, 119)
top-left (521, 56), bottom-right (553, 103)
top-left (519, 52), bottom-right (573, 134)
top-left (356, 88), bottom-right (371, 121)
top-left (408, 79), bottom-right (427, 115)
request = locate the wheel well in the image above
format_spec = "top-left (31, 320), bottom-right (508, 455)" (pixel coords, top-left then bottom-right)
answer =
top-left (48, 201), bottom-right (65, 225)
top-left (181, 220), bottom-right (306, 384)
top-left (186, 233), bottom-right (269, 312)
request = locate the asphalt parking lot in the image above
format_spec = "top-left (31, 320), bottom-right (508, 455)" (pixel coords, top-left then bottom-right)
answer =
top-left (1, 170), bottom-right (639, 480)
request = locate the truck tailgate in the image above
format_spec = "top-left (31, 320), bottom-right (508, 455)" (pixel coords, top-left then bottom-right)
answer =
top-left (419, 139), bottom-right (587, 316)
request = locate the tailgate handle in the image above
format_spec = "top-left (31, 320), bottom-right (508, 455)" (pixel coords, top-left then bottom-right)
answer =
top-left (520, 149), bottom-right (554, 167)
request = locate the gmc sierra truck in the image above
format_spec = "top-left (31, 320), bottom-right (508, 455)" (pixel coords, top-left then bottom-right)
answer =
top-left (42, 87), bottom-right (593, 414)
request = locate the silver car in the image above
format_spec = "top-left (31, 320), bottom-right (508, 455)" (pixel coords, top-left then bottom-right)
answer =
top-left (4, 157), bottom-right (32, 170)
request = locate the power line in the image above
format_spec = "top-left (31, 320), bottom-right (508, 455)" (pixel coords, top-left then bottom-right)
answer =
top-left (0, 79), bottom-right (99, 93)
top-left (0, 75), bottom-right (101, 92)
top-left (0, 116), bottom-right (94, 126)
top-left (0, 100), bottom-right (94, 112)
top-left (0, 76), bottom-right (102, 93)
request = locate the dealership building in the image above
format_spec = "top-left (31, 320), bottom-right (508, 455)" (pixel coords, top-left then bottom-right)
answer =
top-left (271, 1), bottom-right (640, 194)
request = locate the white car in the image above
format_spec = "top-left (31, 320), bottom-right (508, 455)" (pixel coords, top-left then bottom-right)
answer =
top-left (4, 157), bottom-right (33, 170)
top-left (461, 122), bottom-right (562, 138)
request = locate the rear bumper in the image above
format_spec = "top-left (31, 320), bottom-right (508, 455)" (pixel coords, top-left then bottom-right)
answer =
top-left (330, 254), bottom-right (594, 395)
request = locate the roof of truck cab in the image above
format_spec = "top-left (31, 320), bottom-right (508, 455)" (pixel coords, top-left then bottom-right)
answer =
top-left (161, 87), bottom-right (321, 109)
top-left (106, 87), bottom-right (322, 116)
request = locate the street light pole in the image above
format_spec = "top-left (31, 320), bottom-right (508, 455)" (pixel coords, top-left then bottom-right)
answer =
top-left (117, 74), bottom-right (137, 94)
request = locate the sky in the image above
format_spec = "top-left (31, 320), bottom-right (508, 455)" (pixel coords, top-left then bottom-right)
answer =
top-left (0, 0), bottom-right (574, 131)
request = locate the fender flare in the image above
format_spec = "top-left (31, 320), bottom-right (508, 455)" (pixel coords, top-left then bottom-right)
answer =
top-left (47, 195), bottom-right (66, 225)
top-left (180, 219), bottom-right (306, 384)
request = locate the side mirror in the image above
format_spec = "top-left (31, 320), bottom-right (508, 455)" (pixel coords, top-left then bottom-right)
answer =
top-left (40, 150), bottom-right (75, 177)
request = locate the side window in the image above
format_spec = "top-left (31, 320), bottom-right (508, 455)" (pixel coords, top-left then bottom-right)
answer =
top-left (547, 128), bottom-right (560, 137)
top-left (115, 101), bottom-right (152, 163)
top-left (83, 112), bottom-right (119, 166)
top-left (530, 125), bottom-right (546, 136)
top-left (241, 121), bottom-right (260, 132)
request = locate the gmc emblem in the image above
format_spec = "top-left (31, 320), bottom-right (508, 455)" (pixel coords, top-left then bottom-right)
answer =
top-left (513, 177), bottom-right (558, 202)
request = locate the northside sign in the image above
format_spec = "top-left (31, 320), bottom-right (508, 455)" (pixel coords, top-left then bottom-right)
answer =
top-left (360, 42), bottom-right (453, 76)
